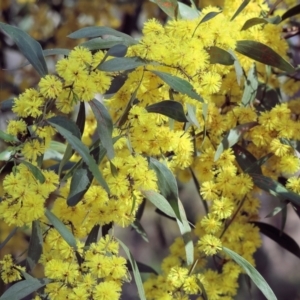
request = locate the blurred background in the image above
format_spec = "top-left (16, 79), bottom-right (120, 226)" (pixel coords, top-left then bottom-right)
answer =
top-left (1, 0), bottom-right (300, 299)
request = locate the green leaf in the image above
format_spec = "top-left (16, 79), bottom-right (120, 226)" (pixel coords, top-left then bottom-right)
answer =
top-left (0, 227), bottom-right (18, 250)
top-left (146, 100), bottom-right (188, 122)
top-left (98, 57), bottom-right (146, 72)
top-left (186, 104), bottom-right (200, 128)
top-left (107, 44), bottom-right (128, 57)
top-left (80, 37), bottom-right (130, 51)
top-left (151, 70), bottom-right (203, 102)
top-left (0, 130), bottom-right (19, 143)
top-left (208, 46), bottom-right (235, 65)
top-left (117, 238), bottom-right (146, 300)
top-left (141, 190), bottom-right (193, 265)
top-left (21, 161), bottom-right (45, 184)
top-left (48, 116), bottom-right (81, 139)
top-left (43, 48), bottom-right (70, 56)
top-left (151, 0), bottom-right (178, 19)
top-left (265, 201), bottom-right (287, 218)
top-left (192, 11), bottom-right (221, 36)
top-left (67, 26), bottom-right (137, 44)
top-left (281, 4), bottom-right (300, 21)
top-left (241, 16), bottom-right (281, 30)
top-left (228, 49), bottom-right (243, 85)
top-left (131, 220), bottom-right (149, 243)
top-left (48, 121), bottom-right (109, 193)
top-left (178, 2), bottom-right (199, 19)
top-left (241, 64), bottom-right (258, 107)
top-left (149, 158), bottom-right (181, 221)
top-left (200, 11), bottom-right (221, 24)
top-left (230, 0), bottom-right (251, 21)
top-left (252, 221), bottom-right (300, 259)
top-left (67, 168), bottom-right (90, 206)
top-left (249, 173), bottom-right (300, 206)
top-left (26, 220), bottom-right (43, 271)
top-left (235, 40), bottom-right (295, 73)
top-left (57, 106), bottom-right (84, 176)
top-left (0, 278), bottom-right (50, 300)
top-left (233, 144), bottom-right (262, 174)
top-left (85, 224), bottom-right (100, 247)
top-left (0, 22), bottom-right (47, 76)
top-left (214, 122), bottom-right (257, 161)
top-left (127, 261), bottom-right (158, 275)
top-left (89, 99), bottom-right (114, 159)
top-left (222, 247), bottom-right (277, 300)
top-left (45, 209), bottom-right (77, 249)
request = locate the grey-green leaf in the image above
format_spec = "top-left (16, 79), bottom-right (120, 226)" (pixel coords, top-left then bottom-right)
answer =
top-left (67, 26), bottom-right (137, 44)
top-left (230, 0), bottom-right (250, 21)
top-left (0, 22), bottom-right (48, 76)
top-left (208, 46), bottom-right (235, 65)
top-left (146, 100), bottom-right (188, 122)
top-left (45, 209), bottom-right (77, 249)
top-left (98, 57), bottom-right (146, 72)
top-left (223, 247), bottom-right (277, 300)
top-left (107, 44), bottom-right (128, 57)
top-left (0, 130), bottom-right (19, 143)
top-left (117, 238), bottom-right (146, 300)
top-left (26, 220), bottom-right (43, 271)
top-left (21, 161), bottom-right (45, 184)
top-left (241, 64), bottom-right (258, 106)
top-left (0, 278), bottom-right (51, 300)
top-left (80, 37), bottom-right (129, 51)
top-left (214, 122), bottom-right (257, 161)
top-left (152, 70), bottom-right (203, 102)
top-left (281, 4), bottom-right (300, 21)
top-left (89, 99), bottom-right (114, 159)
top-left (241, 16), bottom-right (281, 30)
top-left (47, 121), bottom-right (109, 193)
top-left (235, 40), bottom-right (295, 73)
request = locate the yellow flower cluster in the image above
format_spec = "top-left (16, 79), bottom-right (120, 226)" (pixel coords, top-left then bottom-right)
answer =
top-left (40, 236), bottom-right (128, 300)
top-left (0, 164), bottom-right (58, 226)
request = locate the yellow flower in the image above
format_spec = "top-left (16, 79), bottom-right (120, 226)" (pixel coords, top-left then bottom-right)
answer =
top-left (211, 197), bottom-right (234, 219)
top-left (201, 214), bottom-right (222, 234)
top-left (39, 75), bottom-right (63, 99)
top-left (198, 234), bottom-right (222, 256)
top-left (22, 139), bottom-right (46, 161)
top-left (68, 46), bottom-right (93, 66)
top-left (6, 119), bottom-right (27, 136)
top-left (200, 71), bottom-right (222, 94)
top-left (93, 281), bottom-right (121, 300)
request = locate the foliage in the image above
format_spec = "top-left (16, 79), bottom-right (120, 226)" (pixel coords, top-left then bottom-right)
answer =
top-left (1, 0), bottom-right (300, 299)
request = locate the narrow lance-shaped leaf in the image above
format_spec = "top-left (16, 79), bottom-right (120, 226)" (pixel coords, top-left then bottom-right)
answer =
top-left (281, 4), bottom-right (300, 21)
top-left (67, 145), bottom-right (102, 206)
top-left (192, 11), bottom-right (221, 36)
top-left (0, 130), bottom-right (19, 143)
top-left (250, 173), bottom-right (300, 207)
top-left (151, 0), bottom-right (179, 19)
top-left (99, 57), bottom-right (147, 72)
top-left (252, 221), bottom-right (300, 259)
top-left (127, 261), bottom-right (158, 275)
top-left (89, 99), bottom-right (114, 159)
top-left (149, 158), bottom-right (181, 221)
top-left (131, 220), bottom-right (149, 243)
top-left (117, 238), bottom-right (146, 300)
top-left (0, 22), bottom-right (48, 76)
top-left (223, 247), bottom-right (277, 300)
top-left (0, 278), bottom-right (51, 300)
top-left (141, 190), bottom-right (193, 265)
top-left (214, 122), bottom-right (257, 161)
top-left (45, 209), bottom-right (77, 249)
top-left (230, 0), bottom-right (250, 21)
top-left (235, 40), bottom-right (295, 73)
top-left (47, 121), bottom-right (109, 193)
top-left (67, 26), bottom-right (137, 44)
top-left (26, 220), bottom-right (43, 272)
top-left (241, 16), bottom-right (281, 31)
top-left (21, 161), bottom-right (45, 184)
top-left (208, 46), bottom-right (235, 65)
top-left (151, 70), bottom-right (203, 102)
top-left (178, 2), bottom-right (200, 19)
top-left (233, 144), bottom-right (262, 174)
top-left (85, 224), bottom-right (100, 247)
top-left (80, 37), bottom-right (130, 51)
top-left (228, 49), bottom-right (243, 85)
top-left (146, 100), bottom-right (188, 122)
top-left (241, 63), bottom-right (258, 107)
top-left (0, 227), bottom-right (18, 250)
top-left (95, 44), bottom-right (128, 69)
